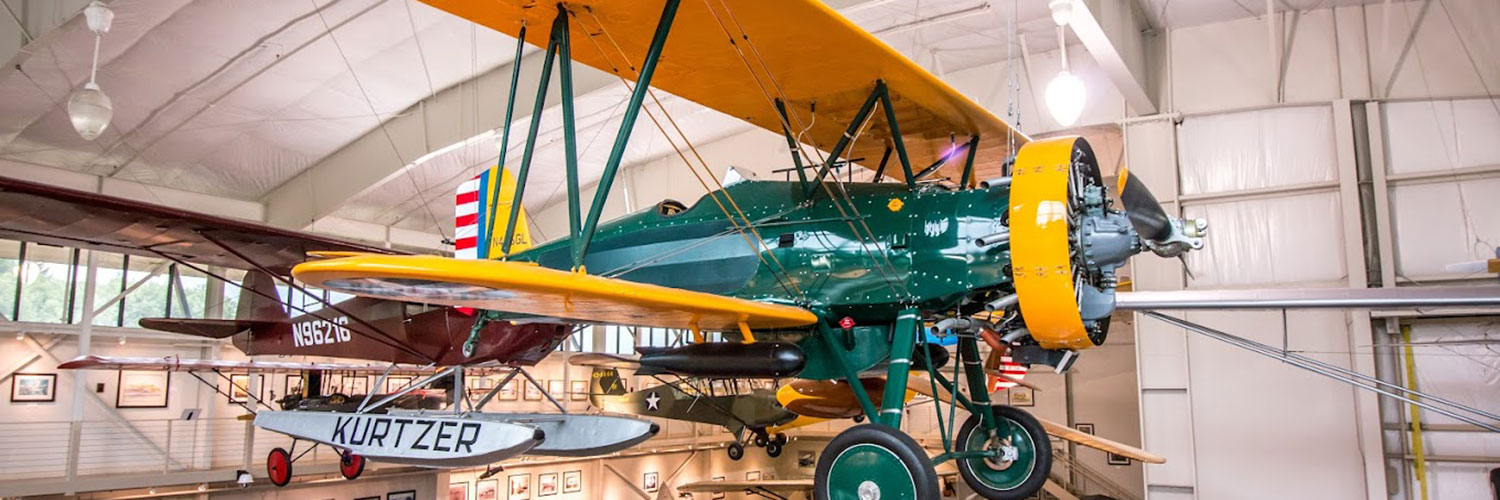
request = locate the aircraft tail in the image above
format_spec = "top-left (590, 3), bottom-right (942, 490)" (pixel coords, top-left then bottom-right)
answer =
top-left (136, 270), bottom-right (286, 339)
top-left (455, 166), bottom-right (533, 259)
top-left (589, 367), bottom-right (628, 407)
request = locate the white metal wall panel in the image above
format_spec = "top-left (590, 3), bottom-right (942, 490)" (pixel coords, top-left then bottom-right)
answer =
top-left (1177, 106), bottom-right (1337, 195)
top-left (1384, 99), bottom-right (1500, 174)
top-left (1182, 192), bottom-right (1347, 287)
top-left (1182, 310), bottom-right (1368, 500)
top-left (1140, 390), bottom-right (1197, 488)
top-left (1387, 178), bottom-right (1500, 277)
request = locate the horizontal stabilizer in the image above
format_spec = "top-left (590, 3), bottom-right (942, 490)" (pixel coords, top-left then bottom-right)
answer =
top-left (567, 353), bottom-right (641, 369)
top-left (138, 318), bottom-right (274, 338)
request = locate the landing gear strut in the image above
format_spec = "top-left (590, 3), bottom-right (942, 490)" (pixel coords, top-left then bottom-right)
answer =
top-left (955, 409), bottom-right (1050, 500)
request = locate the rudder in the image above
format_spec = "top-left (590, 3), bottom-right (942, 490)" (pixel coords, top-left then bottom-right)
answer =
top-left (455, 166), bottom-right (533, 259)
top-left (589, 367), bottom-right (627, 407)
top-left (236, 271), bottom-right (290, 322)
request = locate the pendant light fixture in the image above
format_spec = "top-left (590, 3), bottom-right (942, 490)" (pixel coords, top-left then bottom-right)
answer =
top-left (68, 1), bottom-right (114, 141)
top-left (1044, 0), bottom-right (1086, 127)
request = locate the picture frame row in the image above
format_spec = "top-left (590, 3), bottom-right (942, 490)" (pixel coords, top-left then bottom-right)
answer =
top-left (451, 470), bottom-right (582, 500)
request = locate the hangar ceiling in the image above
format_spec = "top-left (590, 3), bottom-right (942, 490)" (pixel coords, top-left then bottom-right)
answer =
top-left (0, 0), bottom-right (1388, 240)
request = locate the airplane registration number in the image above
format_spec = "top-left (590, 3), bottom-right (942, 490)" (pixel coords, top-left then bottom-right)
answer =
top-left (292, 317), bottom-right (351, 347)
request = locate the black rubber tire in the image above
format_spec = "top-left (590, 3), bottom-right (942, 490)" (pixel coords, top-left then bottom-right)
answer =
top-left (955, 407), bottom-right (1051, 500)
top-left (765, 441), bottom-right (783, 458)
top-left (852, 414), bottom-right (865, 423)
top-left (754, 434), bottom-right (769, 447)
top-left (814, 424), bottom-right (939, 500)
top-left (727, 442), bottom-right (745, 461)
top-left (773, 433), bottom-right (789, 446)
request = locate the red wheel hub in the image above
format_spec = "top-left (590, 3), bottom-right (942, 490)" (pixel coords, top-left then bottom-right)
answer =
top-left (267, 447), bottom-right (292, 487)
top-left (339, 452), bottom-right (365, 480)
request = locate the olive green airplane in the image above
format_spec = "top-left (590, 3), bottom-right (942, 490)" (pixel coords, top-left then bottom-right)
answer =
top-left (585, 366), bottom-right (797, 459)
top-left (289, 1), bottom-right (1206, 499)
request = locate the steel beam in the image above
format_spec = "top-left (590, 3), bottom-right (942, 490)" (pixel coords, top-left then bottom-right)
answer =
top-left (1072, 0), bottom-right (1159, 114)
top-left (1117, 286), bottom-right (1500, 310)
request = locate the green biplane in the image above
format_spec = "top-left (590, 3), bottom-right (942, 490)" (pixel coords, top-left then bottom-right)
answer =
top-left (292, 1), bottom-right (1205, 499)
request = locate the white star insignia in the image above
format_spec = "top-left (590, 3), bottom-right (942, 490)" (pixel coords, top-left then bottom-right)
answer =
top-left (645, 391), bottom-right (661, 411)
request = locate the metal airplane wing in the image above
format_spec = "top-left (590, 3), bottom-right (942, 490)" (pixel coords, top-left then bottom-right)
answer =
top-left (0, 175), bottom-right (403, 275)
top-left (417, 0), bottom-right (1026, 183)
top-left (678, 479), bottom-right (814, 494)
top-left (1116, 286), bottom-right (1500, 310)
top-left (906, 373), bottom-right (1165, 464)
top-left (293, 254), bottom-right (818, 332)
top-left (58, 355), bottom-right (432, 374)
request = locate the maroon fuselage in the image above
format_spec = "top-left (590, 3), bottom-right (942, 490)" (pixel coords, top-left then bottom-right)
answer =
top-left (231, 298), bottom-right (570, 366)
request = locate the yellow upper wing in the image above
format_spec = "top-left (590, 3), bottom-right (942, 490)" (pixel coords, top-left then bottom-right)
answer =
top-left (292, 254), bottom-right (817, 331)
top-left (418, 0), bottom-right (1027, 183)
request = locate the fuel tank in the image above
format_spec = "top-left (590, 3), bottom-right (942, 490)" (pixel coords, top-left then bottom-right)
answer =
top-left (776, 377), bottom-right (910, 419)
top-left (635, 342), bottom-right (805, 378)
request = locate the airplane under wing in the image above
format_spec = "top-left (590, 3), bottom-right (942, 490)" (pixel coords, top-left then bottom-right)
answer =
top-left (58, 354), bottom-right (434, 375)
top-left (293, 254), bottom-right (819, 332)
top-left (0, 175), bottom-right (403, 275)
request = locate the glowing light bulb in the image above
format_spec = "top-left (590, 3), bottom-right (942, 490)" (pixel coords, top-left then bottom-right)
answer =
top-left (68, 82), bottom-right (113, 140)
top-left (1045, 70), bottom-right (1086, 127)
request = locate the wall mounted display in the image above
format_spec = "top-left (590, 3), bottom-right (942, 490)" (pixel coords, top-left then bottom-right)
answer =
top-left (10, 373), bottom-right (56, 402)
top-left (547, 379), bottom-right (564, 398)
top-left (386, 375), bottom-right (413, 394)
top-left (356, 497), bottom-right (379, 500)
top-left (341, 375), bottom-right (368, 395)
top-left (229, 374), bottom-right (264, 403)
top-left (562, 470), bottom-right (582, 493)
top-left (643, 471), bottom-right (659, 492)
top-left (324, 373), bottom-right (343, 394)
top-left (1108, 452), bottom-right (1132, 466)
top-left (467, 374), bottom-right (496, 393)
top-left (569, 380), bottom-right (587, 401)
top-left (711, 476), bottom-right (725, 500)
top-left (1076, 423), bottom-right (1094, 434)
top-left (284, 374), bottom-right (304, 397)
top-left (524, 381), bottom-right (542, 401)
top-left (116, 370), bottom-right (169, 408)
top-left (388, 491), bottom-right (416, 500)
top-left (745, 471), bottom-right (761, 481)
top-left (449, 481), bottom-right (469, 500)
top-left (537, 472), bottom-right (558, 496)
top-left (499, 380), bottom-right (518, 401)
top-left (1008, 386), bottom-right (1034, 407)
top-left (508, 473), bottom-right (530, 499)
top-left (797, 450), bottom-right (815, 467)
top-left (476, 478), bottom-right (498, 500)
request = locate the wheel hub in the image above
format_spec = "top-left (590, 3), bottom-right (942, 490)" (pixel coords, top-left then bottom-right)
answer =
top-left (858, 480), bottom-right (880, 500)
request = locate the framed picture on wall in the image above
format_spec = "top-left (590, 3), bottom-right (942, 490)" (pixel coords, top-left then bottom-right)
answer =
top-left (388, 491), bottom-right (416, 500)
top-left (499, 380), bottom-right (518, 401)
top-left (537, 472), bottom-right (558, 496)
top-left (569, 380), bottom-right (587, 401)
top-left (643, 472), bottom-right (659, 492)
top-left (562, 470), bottom-right (582, 493)
top-left (229, 374), bottom-right (264, 403)
top-left (11, 373), bottom-right (56, 402)
top-left (476, 478), bottom-right (499, 500)
top-left (449, 481), bottom-right (469, 500)
top-left (325, 373), bottom-right (344, 394)
top-left (547, 380), bottom-right (564, 398)
top-left (1076, 423), bottom-right (1094, 434)
top-left (524, 381), bottom-right (542, 401)
top-left (1108, 452), bottom-right (1132, 466)
top-left (745, 471), bottom-right (761, 481)
top-left (1008, 386), bottom-right (1034, 407)
top-left (385, 375), bottom-right (414, 394)
top-left (285, 374), bottom-right (304, 397)
top-left (356, 497), bottom-right (380, 500)
top-left (711, 476), bottom-right (725, 500)
top-left (117, 370), bottom-right (169, 408)
top-left (508, 473), bottom-right (530, 499)
top-left (342, 375), bottom-right (369, 395)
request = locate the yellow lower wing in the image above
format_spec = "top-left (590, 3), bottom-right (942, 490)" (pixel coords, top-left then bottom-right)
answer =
top-left (291, 254), bottom-right (817, 331)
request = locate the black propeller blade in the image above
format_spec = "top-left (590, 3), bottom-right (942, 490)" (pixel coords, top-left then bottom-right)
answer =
top-left (1116, 167), bottom-right (1173, 242)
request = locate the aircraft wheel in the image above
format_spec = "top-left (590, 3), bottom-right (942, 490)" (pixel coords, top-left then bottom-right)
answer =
top-left (267, 447), bottom-right (293, 487)
top-left (339, 451), bottom-right (365, 480)
top-left (814, 424), bottom-right (938, 500)
top-left (852, 414), bottom-right (865, 423)
top-left (773, 433), bottom-right (789, 446)
top-left (955, 407), bottom-right (1051, 500)
top-left (754, 434), bottom-right (769, 447)
top-left (727, 442), bottom-right (745, 461)
top-left (766, 441), bottom-right (783, 458)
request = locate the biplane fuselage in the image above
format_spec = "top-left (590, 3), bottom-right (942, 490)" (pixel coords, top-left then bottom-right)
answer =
top-left (512, 179), bottom-right (1010, 324)
top-left (230, 298), bottom-right (571, 366)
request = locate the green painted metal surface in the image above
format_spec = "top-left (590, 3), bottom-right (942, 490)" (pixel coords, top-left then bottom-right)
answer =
top-left (825, 443), bottom-right (919, 500)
